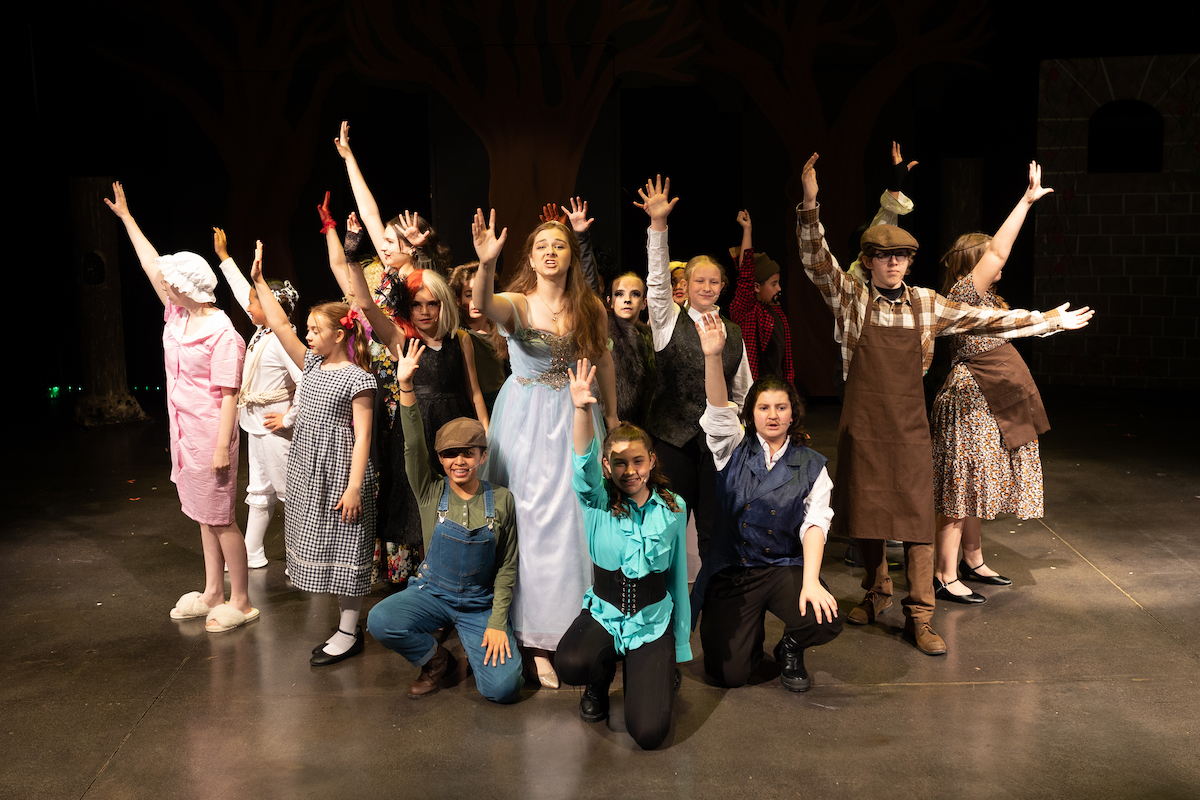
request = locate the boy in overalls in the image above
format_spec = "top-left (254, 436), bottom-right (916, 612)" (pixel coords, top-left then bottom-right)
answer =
top-left (367, 341), bottom-right (524, 702)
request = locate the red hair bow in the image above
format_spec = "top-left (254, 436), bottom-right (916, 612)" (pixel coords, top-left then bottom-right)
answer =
top-left (339, 308), bottom-right (360, 330)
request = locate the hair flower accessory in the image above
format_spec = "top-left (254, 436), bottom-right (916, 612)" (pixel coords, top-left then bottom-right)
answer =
top-left (339, 308), bottom-right (360, 330)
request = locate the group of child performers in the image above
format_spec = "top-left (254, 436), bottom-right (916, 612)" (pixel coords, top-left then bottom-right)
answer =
top-left (110, 120), bottom-right (1093, 750)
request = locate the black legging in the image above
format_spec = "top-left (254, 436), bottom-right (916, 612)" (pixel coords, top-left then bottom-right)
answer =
top-left (556, 611), bottom-right (677, 750)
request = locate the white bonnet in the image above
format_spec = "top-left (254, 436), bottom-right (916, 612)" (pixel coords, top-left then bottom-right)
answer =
top-left (157, 251), bottom-right (217, 304)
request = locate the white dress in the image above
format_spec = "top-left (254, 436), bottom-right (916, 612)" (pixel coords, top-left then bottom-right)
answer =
top-left (481, 304), bottom-right (604, 650)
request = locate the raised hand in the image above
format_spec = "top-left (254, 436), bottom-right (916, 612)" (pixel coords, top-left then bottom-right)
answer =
top-left (247, 237), bottom-right (261, 284)
top-left (333, 120), bottom-right (353, 161)
top-left (398, 210), bottom-right (430, 247)
top-left (213, 227), bottom-right (230, 260)
top-left (539, 202), bottom-right (566, 224)
top-left (565, 197), bottom-right (594, 233)
top-left (1055, 302), bottom-right (1094, 330)
top-left (736, 209), bottom-right (751, 231)
top-left (394, 337), bottom-right (426, 384)
top-left (471, 208), bottom-right (507, 265)
top-left (567, 358), bottom-right (598, 410)
top-left (1024, 161), bottom-right (1053, 205)
top-left (347, 211), bottom-right (362, 233)
top-left (317, 191), bottom-right (336, 234)
top-left (104, 181), bottom-right (131, 219)
top-left (891, 141), bottom-right (918, 171)
top-left (696, 311), bottom-right (726, 356)
top-left (633, 174), bottom-right (678, 226)
top-left (801, 153), bottom-right (819, 207)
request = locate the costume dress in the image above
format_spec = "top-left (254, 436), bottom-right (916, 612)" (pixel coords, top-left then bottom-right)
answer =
top-left (931, 276), bottom-right (1044, 520)
top-left (481, 297), bottom-right (604, 651)
top-left (379, 331), bottom-right (479, 583)
top-left (162, 302), bottom-right (245, 526)
top-left (285, 352), bottom-right (377, 596)
top-left (556, 439), bottom-right (690, 750)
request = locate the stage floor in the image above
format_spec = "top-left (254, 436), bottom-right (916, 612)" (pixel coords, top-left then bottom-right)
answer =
top-left (3, 389), bottom-right (1197, 799)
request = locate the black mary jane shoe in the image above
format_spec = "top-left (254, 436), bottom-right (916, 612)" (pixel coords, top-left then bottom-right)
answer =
top-left (960, 560), bottom-right (1013, 586)
top-left (310, 626), bottom-right (364, 666)
top-left (933, 577), bottom-right (986, 605)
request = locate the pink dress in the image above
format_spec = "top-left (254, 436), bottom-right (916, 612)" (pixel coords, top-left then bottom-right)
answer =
top-left (163, 303), bottom-right (246, 525)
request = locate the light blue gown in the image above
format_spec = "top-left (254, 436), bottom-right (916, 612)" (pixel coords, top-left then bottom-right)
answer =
top-left (482, 301), bottom-right (605, 650)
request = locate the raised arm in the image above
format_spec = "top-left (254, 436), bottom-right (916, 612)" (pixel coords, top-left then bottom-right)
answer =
top-left (569, 358), bottom-right (599, 456)
top-left (735, 209), bottom-right (752, 269)
top-left (972, 161), bottom-right (1053, 296)
top-left (249, 242), bottom-right (308, 368)
top-left (317, 192), bottom-right (356, 299)
top-left (795, 154), bottom-right (861, 321)
top-left (566, 197), bottom-right (602, 296)
top-left (104, 181), bottom-right (167, 307)
top-left (699, 312), bottom-right (729, 409)
top-left (333, 121), bottom-right (392, 263)
top-left (213, 227), bottom-right (252, 315)
top-left (458, 331), bottom-right (490, 433)
top-left (636, 175), bottom-right (680, 352)
top-left (470, 208), bottom-right (518, 332)
top-left (344, 256), bottom-right (406, 353)
top-left (887, 140), bottom-right (918, 202)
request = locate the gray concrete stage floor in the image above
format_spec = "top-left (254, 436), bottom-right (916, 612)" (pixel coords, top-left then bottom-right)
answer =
top-left (3, 389), bottom-right (1197, 799)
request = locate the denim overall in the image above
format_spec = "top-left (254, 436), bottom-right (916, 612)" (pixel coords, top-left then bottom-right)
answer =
top-left (367, 480), bottom-right (524, 703)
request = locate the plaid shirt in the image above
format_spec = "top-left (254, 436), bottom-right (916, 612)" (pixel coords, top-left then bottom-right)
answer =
top-left (729, 247), bottom-right (794, 386)
top-left (796, 204), bottom-right (1062, 380)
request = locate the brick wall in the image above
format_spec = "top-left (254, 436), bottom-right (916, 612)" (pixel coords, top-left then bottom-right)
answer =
top-left (1033, 55), bottom-right (1199, 390)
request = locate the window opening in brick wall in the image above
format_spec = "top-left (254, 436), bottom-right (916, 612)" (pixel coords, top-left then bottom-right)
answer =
top-left (1087, 99), bottom-right (1164, 173)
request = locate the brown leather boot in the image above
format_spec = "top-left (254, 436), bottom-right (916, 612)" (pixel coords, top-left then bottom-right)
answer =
top-left (904, 620), bottom-right (947, 656)
top-left (847, 591), bottom-right (893, 625)
top-left (409, 645), bottom-right (457, 698)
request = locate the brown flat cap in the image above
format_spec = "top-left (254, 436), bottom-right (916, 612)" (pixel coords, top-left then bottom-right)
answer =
top-left (860, 225), bottom-right (919, 252)
top-left (435, 417), bottom-right (487, 452)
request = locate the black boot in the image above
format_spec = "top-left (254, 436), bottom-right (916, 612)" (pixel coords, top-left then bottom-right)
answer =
top-left (773, 634), bottom-right (811, 693)
top-left (579, 664), bottom-right (615, 723)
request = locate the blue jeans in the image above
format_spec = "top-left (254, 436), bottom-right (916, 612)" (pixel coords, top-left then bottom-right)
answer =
top-left (368, 583), bottom-right (524, 704)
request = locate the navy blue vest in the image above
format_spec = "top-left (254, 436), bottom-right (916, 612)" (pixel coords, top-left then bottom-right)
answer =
top-left (690, 433), bottom-right (827, 626)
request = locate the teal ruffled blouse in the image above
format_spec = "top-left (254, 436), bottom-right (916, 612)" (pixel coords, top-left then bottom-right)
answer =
top-left (572, 440), bottom-right (692, 663)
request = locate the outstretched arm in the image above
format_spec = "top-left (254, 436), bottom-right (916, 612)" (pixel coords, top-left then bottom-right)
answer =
top-left (735, 209), bottom-right (752, 269)
top-left (637, 175), bottom-right (680, 352)
top-left (569, 358), bottom-right (599, 456)
top-left (333, 121), bottom-right (391, 263)
top-left (213, 227), bottom-right (252, 315)
top-left (972, 161), bottom-right (1053, 296)
top-left (566, 197), bottom-right (601, 296)
top-left (249, 242), bottom-right (308, 368)
top-left (104, 181), bottom-right (167, 307)
top-left (699, 312), bottom-right (729, 408)
top-left (345, 257), bottom-right (405, 353)
top-left (470, 208), bottom-right (518, 332)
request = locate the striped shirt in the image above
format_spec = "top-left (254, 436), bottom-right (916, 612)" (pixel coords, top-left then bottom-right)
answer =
top-left (796, 204), bottom-right (1062, 380)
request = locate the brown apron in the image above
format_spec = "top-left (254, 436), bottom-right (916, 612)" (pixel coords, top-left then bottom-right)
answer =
top-left (958, 343), bottom-right (1049, 450)
top-left (831, 317), bottom-right (934, 543)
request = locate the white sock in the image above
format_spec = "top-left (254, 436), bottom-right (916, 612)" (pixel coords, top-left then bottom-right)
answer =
top-left (244, 504), bottom-right (275, 567)
top-left (322, 597), bottom-right (363, 655)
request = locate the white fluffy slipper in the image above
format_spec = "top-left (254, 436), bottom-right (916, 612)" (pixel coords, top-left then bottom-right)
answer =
top-left (205, 604), bottom-right (261, 633)
top-left (169, 591), bottom-right (211, 620)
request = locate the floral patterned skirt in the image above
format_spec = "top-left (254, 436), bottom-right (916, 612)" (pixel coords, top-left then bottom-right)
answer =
top-left (931, 364), bottom-right (1044, 520)
top-left (372, 539), bottom-right (424, 586)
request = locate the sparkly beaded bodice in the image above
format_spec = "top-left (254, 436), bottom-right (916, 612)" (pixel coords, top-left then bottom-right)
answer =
top-left (509, 327), bottom-right (577, 391)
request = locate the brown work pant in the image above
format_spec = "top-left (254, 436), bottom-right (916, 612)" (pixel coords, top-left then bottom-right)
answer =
top-left (857, 539), bottom-right (935, 625)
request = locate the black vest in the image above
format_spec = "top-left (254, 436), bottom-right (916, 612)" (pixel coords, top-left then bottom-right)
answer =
top-left (646, 307), bottom-right (743, 448)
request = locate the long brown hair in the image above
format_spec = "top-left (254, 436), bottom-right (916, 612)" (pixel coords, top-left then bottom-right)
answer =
top-left (940, 233), bottom-right (1008, 308)
top-left (310, 302), bottom-right (372, 372)
top-left (450, 262), bottom-right (509, 359)
top-left (601, 423), bottom-right (681, 518)
top-left (505, 222), bottom-right (607, 358)
top-left (741, 376), bottom-right (809, 448)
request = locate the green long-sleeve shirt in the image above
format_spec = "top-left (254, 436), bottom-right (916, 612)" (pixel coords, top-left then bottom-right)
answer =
top-left (400, 402), bottom-right (518, 630)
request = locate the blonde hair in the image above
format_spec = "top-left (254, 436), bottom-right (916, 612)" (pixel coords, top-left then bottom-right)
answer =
top-left (682, 255), bottom-right (728, 285)
top-left (407, 269), bottom-right (460, 341)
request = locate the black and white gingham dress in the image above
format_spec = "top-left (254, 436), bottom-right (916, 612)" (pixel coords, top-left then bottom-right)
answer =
top-left (285, 351), bottom-right (377, 596)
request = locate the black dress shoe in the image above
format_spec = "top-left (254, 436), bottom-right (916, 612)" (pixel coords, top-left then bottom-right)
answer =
top-left (960, 560), bottom-right (1012, 586)
top-left (310, 627), bottom-right (364, 666)
top-left (933, 577), bottom-right (986, 605)
top-left (773, 634), bottom-right (812, 692)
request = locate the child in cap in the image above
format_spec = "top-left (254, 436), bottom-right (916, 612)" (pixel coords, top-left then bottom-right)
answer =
top-left (367, 341), bottom-right (523, 702)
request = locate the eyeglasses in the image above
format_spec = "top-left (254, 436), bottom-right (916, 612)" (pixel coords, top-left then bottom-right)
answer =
top-left (870, 252), bottom-right (912, 263)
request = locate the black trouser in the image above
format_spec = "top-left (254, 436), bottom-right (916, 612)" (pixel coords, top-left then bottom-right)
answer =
top-left (556, 611), bottom-right (677, 750)
top-left (653, 435), bottom-right (717, 559)
top-left (700, 566), bottom-right (843, 688)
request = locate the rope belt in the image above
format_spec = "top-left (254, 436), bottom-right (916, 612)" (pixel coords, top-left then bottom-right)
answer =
top-left (238, 387), bottom-right (291, 409)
